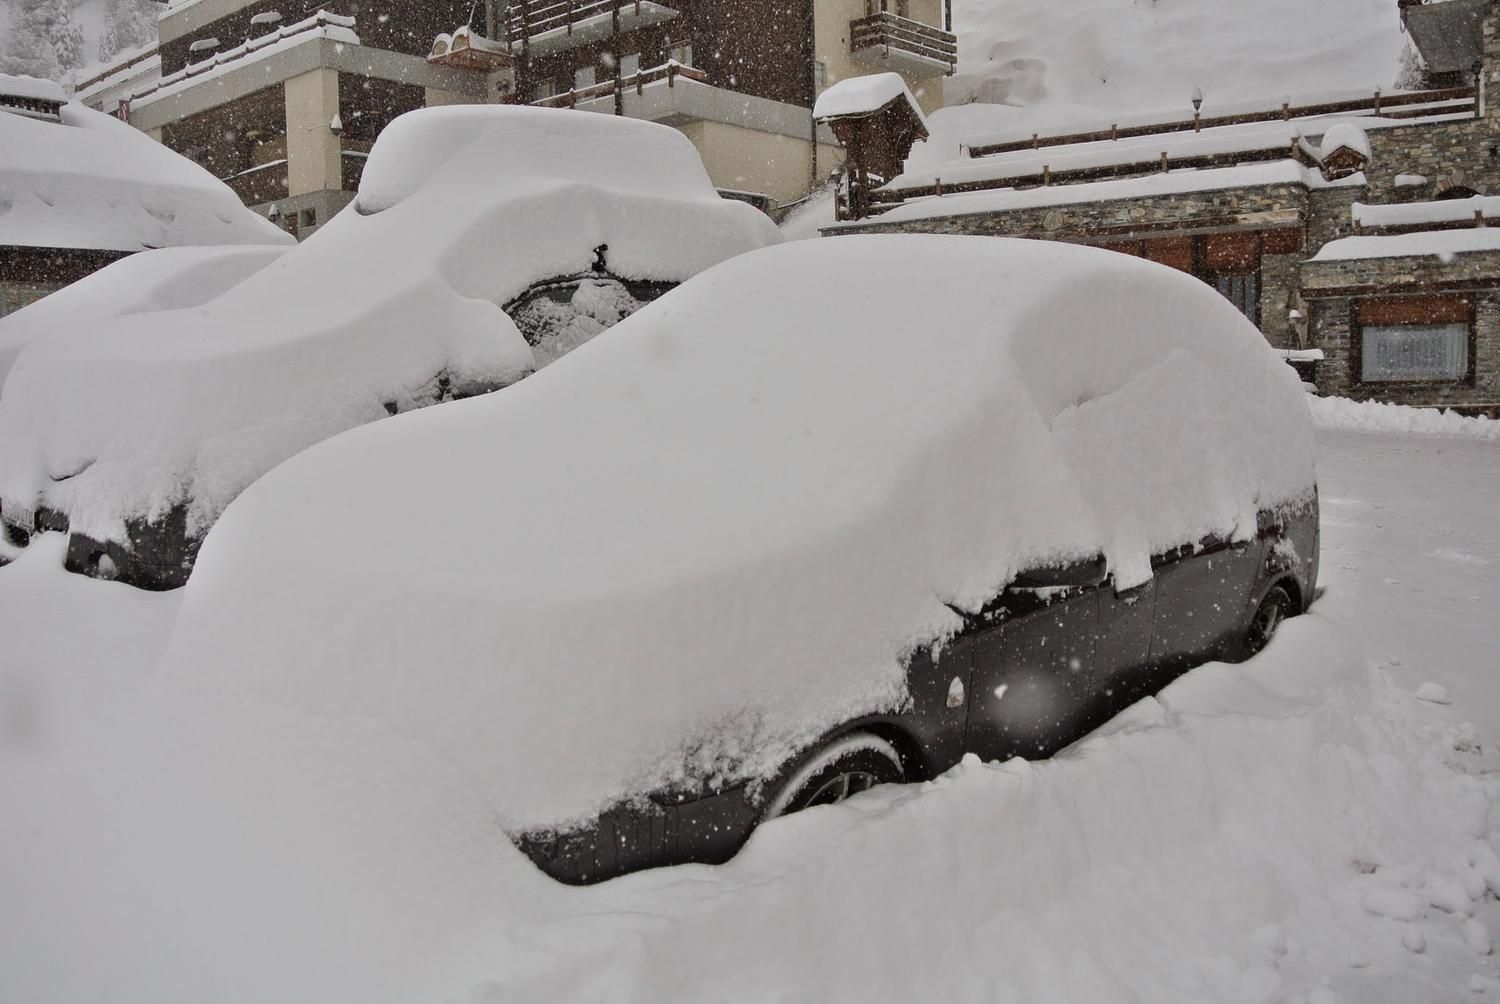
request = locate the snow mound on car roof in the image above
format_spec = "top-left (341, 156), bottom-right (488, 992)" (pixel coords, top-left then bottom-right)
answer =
top-left (162, 236), bottom-right (1316, 832)
top-left (0, 105), bottom-right (780, 541)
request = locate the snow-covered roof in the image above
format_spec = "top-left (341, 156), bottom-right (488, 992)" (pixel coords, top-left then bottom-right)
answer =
top-left (0, 106), bottom-right (781, 542)
top-left (0, 245), bottom-right (288, 387)
top-left (851, 161), bottom-right (1355, 228)
top-left (0, 101), bottom-right (292, 253)
top-left (0, 73), bottom-right (66, 104)
top-left (1318, 122), bottom-right (1371, 161)
top-left (129, 11), bottom-right (359, 108)
top-left (1312, 228), bottom-right (1500, 262)
top-left (891, 120), bottom-right (1306, 191)
top-left (1354, 195), bottom-right (1500, 230)
top-left (813, 72), bottom-right (928, 128)
top-left (160, 236), bottom-right (1316, 833)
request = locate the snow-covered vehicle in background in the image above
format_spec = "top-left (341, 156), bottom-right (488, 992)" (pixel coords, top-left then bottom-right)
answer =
top-left (0, 107), bottom-right (781, 589)
top-left (0, 245), bottom-right (291, 386)
top-left (162, 236), bottom-right (1320, 885)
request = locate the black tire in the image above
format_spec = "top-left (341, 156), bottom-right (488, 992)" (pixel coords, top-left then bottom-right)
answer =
top-left (1244, 584), bottom-right (1293, 658)
top-left (763, 732), bottom-right (904, 819)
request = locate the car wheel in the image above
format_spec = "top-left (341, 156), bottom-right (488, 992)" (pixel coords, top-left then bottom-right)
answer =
top-left (763, 732), bottom-right (904, 819)
top-left (1244, 584), bottom-right (1293, 658)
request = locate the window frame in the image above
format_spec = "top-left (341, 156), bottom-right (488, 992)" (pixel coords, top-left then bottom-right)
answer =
top-left (1350, 295), bottom-right (1477, 389)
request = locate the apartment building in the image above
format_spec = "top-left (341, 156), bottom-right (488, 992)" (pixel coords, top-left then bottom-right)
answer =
top-left (100, 1), bottom-right (955, 235)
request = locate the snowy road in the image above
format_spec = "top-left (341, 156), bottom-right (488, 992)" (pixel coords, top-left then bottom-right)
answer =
top-left (1318, 430), bottom-right (1500, 733)
top-left (3, 423), bottom-right (1500, 1003)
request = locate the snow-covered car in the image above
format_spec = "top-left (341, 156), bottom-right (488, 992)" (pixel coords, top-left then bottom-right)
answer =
top-left (0, 244), bottom-right (291, 387)
top-left (161, 236), bottom-right (1319, 885)
top-left (0, 106), bottom-right (781, 589)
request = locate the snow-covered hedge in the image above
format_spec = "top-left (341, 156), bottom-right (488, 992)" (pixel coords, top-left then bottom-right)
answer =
top-left (163, 235), bottom-right (1316, 833)
top-left (0, 105), bottom-right (780, 544)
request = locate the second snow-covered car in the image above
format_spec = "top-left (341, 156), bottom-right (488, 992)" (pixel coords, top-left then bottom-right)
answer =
top-left (0, 106), bottom-right (780, 588)
top-left (161, 236), bottom-right (1319, 884)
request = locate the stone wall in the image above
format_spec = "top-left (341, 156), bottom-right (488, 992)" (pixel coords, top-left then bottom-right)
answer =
top-left (840, 181), bottom-right (1310, 242)
top-left (1303, 249), bottom-right (1500, 409)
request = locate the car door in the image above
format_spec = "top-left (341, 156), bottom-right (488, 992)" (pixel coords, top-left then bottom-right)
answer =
top-left (1095, 575), bottom-right (1158, 708)
top-left (1149, 536), bottom-right (1265, 682)
top-left (960, 586), bottom-right (1101, 764)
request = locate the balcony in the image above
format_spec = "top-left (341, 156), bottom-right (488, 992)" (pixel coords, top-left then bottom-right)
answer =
top-left (531, 59), bottom-right (706, 108)
top-left (508, 0), bottom-right (680, 58)
top-left (849, 12), bottom-right (957, 78)
top-left (221, 160), bottom-right (288, 206)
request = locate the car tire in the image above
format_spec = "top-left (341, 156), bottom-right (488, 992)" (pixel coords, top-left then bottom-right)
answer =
top-left (1244, 584), bottom-right (1293, 658)
top-left (763, 732), bottom-right (904, 819)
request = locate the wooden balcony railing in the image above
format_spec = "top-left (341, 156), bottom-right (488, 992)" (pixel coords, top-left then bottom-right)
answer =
top-left (508, 0), bottom-right (674, 45)
top-left (849, 12), bottom-right (957, 75)
top-left (532, 60), bottom-right (706, 108)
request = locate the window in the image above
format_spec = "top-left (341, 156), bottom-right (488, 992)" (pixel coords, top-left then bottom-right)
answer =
top-left (1355, 297), bottom-right (1473, 384)
top-left (1215, 273), bottom-right (1259, 323)
top-left (669, 42), bottom-right (693, 67)
top-left (574, 66), bottom-right (596, 90)
top-left (534, 78), bottom-right (557, 101)
top-left (620, 53), bottom-right (640, 78)
top-left (813, 61), bottom-right (828, 89)
top-left (1361, 324), bottom-right (1469, 382)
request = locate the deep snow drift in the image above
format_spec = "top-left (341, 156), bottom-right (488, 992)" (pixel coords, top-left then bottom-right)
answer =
top-left (160, 236), bottom-right (1313, 832)
top-left (0, 105), bottom-right (780, 544)
top-left (949, 0), bottom-right (1404, 114)
top-left (2, 422), bottom-right (1499, 1003)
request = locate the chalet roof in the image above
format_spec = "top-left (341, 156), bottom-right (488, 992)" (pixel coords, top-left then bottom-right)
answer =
top-left (0, 73), bottom-right (66, 121)
top-left (813, 72), bottom-right (928, 130)
top-left (0, 73), bottom-right (66, 104)
top-left (0, 99), bottom-right (292, 253)
top-left (1401, 0), bottom-right (1486, 75)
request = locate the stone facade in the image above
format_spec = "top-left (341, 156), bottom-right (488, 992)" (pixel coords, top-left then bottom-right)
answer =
top-left (1302, 250), bottom-right (1500, 412)
top-left (821, 1), bottom-right (1500, 410)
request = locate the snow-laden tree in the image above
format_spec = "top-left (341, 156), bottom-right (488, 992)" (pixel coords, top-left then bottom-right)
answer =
top-left (0, 0), bottom-right (61, 81)
top-left (98, 0), bottom-right (159, 64)
top-left (0, 0), bottom-right (85, 83)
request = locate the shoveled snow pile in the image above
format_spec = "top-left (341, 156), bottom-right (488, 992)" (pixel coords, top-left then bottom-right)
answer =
top-left (0, 105), bottom-right (780, 543)
top-left (1311, 396), bottom-right (1500, 440)
top-left (0, 97), bottom-right (291, 252)
top-left (163, 236), bottom-right (1313, 833)
top-left (0, 245), bottom-right (288, 385)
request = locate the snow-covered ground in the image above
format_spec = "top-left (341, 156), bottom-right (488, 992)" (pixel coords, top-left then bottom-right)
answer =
top-left (2, 414), bottom-right (1499, 1002)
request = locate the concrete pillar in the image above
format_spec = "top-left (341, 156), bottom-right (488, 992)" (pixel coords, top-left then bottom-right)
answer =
top-left (284, 67), bottom-right (342, 197)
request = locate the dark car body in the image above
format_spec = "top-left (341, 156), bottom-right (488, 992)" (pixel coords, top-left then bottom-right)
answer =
top-left (518, 497), bottom-right (1319, 885)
